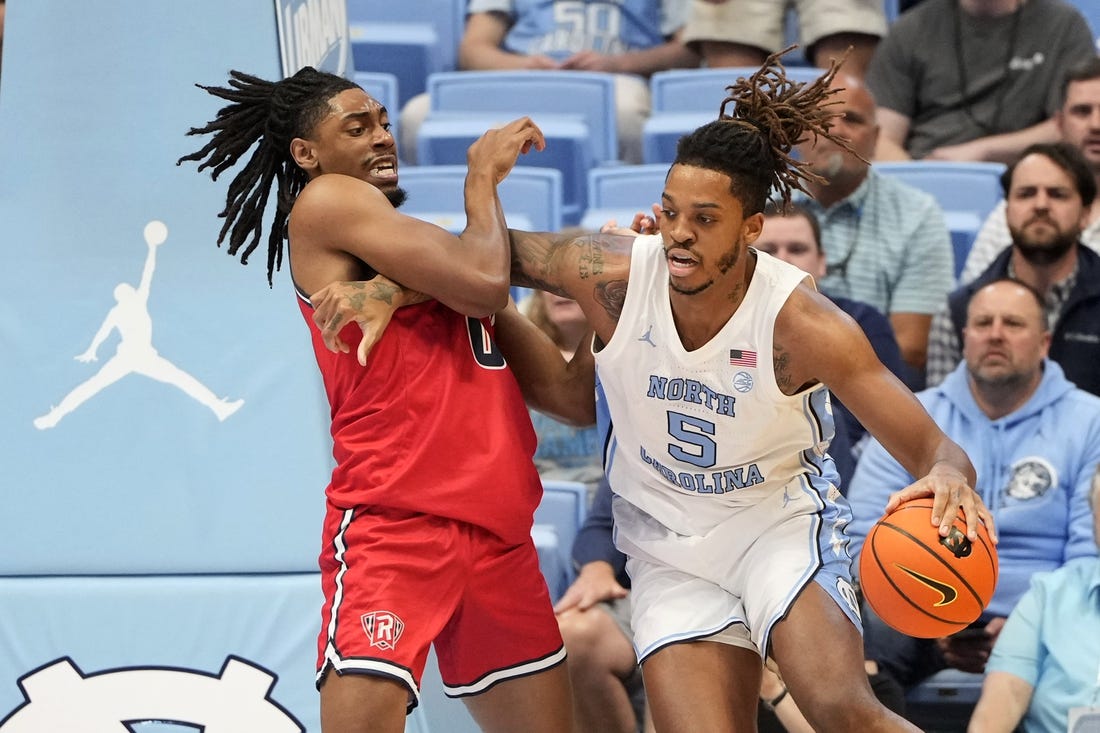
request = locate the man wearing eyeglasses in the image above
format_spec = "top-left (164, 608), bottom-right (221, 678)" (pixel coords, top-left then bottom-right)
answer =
top-left (797, 74), bottom-right (954, 387)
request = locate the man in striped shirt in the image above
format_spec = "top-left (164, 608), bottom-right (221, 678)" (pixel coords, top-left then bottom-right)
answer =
top-left (797, 74), bottom-right (954, 387)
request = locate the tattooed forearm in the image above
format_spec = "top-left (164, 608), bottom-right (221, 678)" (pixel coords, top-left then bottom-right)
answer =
top-left (508, 230), bottom-right (576, 297)
top-left (509, 229), bottom-right (634, 306)
top-left (594, 279), bottom-right (628, 322)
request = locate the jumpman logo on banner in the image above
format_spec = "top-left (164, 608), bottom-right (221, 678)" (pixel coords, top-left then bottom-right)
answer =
top-left (33, 221), bottom-right (244, 430)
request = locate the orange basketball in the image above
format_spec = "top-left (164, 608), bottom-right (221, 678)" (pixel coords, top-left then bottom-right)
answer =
top-left (858, 497), bottom-right (998, 639)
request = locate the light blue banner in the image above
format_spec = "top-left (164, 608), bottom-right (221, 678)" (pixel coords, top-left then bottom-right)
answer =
top-left (0, 0), bottom-right (363, 729)
top-left (0, 1), bottom-right (357, 574)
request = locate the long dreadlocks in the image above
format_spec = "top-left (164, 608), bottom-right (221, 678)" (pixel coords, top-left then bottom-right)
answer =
top-left (674, 47), bottom-right (854, 215)
top-left (177, 67), bottom-right (357, 285)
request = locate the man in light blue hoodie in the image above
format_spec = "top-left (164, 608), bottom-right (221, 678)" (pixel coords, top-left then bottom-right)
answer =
top-left (847, 277), bottom-right (1100, 690)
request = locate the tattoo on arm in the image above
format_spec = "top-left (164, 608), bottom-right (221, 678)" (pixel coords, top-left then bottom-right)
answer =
top-left (577, 237), bottom-right (605, 280)
top-left (773, 341), bottom-right (794, 393)
top-left (367, 281), bottom-right (398, 305)
top-left (509, 230), bottom-right (630, 298)
top-left (363, 278), bottom-right (429, 307)
top-left (509, 230), bottom-right (569, 295)
top-left (595, 279), bottom-right (627, 321)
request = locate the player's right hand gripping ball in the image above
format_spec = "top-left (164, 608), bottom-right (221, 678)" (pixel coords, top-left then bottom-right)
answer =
top-left (859, 497), bottom-right (998, 638)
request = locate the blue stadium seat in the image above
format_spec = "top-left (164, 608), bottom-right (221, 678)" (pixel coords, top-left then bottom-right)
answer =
top-left (782, 7), bottom-right (810, 67)
top-left (346, 0), bottom-right (464, 106)
top-left (416, 71), bottom-right (620, 225)
top-left (533, 480), bottom-right (589, 601)
top-left (872, 161), bottom-right (1006, 280)
top-left (398, 165), bottom-right (563, 233)
top-left (352, 71), bottom-right (398, 114)
top-left (1069, 1), bottom-right (1100, 52)
top-left (642, 66), bottom-right (827, 164)
top-left (884, 0), bottom-right (900, 24)
top-left (904, 668), bottom-right (983, 732)
top-left (581, 163), bottom-right (669, 231)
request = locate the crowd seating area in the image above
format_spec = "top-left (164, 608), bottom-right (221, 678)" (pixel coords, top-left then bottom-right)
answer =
top-left (13, 2), bottom-right (1100, 732)
top-left (341, 2), bottom-right (1100, 731)
top-left (350, 0), bottom-right (1097, 275)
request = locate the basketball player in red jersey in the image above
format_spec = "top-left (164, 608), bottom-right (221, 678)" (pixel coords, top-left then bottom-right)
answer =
top-left (179, 68), bottom-right (584, 733)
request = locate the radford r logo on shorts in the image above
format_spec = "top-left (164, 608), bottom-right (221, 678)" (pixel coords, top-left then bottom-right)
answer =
top-left (361, 611), bottom-right (404, 650)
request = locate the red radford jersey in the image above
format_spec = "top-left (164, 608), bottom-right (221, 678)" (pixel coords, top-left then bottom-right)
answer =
top-left (298, 296), bottom-right (542, 543)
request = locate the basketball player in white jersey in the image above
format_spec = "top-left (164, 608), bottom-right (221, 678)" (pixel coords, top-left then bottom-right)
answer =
top-left (313, 54), bottom-right (997, 732)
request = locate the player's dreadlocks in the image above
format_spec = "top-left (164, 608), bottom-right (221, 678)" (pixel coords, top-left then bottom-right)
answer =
top-left (674, 47), bottom-right (853, 215)
top-left (177, 67), bottom-right (357, 285)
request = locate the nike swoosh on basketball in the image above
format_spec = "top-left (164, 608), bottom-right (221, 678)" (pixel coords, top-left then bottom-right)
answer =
top-left (893, 564), bottom-right (958, 606)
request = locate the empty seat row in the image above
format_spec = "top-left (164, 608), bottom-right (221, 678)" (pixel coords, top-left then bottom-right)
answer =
top-left (355, 66), bottom-right (834, 225)
top-left (346, 0), bottom-right (465, 106)
top-left (354, 70), bottom-right (1006, 278)
top-left (344, 0), bottom-right (910, 110)
top-left (581, 160), bottom-right (1005, 280)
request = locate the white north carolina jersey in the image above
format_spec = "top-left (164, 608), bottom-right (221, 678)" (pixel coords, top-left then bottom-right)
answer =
top-left (594, 235), bottom-right (860, 657)
top-left (596, 235), bottom-right (839, 541)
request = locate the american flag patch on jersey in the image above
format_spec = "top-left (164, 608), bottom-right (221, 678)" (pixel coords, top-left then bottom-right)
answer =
top-left (729, 349), bottom-right (757, 367)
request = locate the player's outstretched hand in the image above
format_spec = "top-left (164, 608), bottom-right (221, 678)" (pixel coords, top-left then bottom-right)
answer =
top-left (310, 278), bottom-right (413, 366)
top-left (467, 116), bottom-right (546, 184)
top-left (885, 463), bottom-right (998, 544)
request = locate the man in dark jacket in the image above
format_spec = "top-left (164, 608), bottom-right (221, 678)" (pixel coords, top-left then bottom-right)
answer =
top-left (926, 141), bottom-right (1100, 397)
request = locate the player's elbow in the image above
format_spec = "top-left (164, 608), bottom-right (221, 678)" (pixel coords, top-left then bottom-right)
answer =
top-left (561, 402), bottom-right (597, 428)
top-left (551, 388), bottom-right (597, 428)
top-left (454, 273), bottom-right (510, 317)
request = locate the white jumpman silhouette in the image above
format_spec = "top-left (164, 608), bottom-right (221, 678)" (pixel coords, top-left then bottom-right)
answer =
top-left (33, 221), bottom-right (244, 430)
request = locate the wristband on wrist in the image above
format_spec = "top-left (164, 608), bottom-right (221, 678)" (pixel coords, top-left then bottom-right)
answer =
top-left (765, 687), bottom-right (788, 711)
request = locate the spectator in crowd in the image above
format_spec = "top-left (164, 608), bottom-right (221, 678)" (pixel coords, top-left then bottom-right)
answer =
top-left (926, 142), bottom-right (1100, 396)
top-left (522, 289), bottom-right (603, 493)
top-left (555, 474), bottom-right (654, 733)
top-left (866, 0), bottom-right (1095, 162)
top-left (754, 201), bottom-right (905, 489)
top-left (848, 278), bottom-right (1100, 690)
top-left (967, 464), bottom-right (1100, 733)
top-left (681, 0), bottom-right (887, 79)
top-left (961, 57), bottom-right (1100, 282)
top-left (399, 0), bottom-right (700, 164)
top-left (796, 73), bottom-right (955, 383)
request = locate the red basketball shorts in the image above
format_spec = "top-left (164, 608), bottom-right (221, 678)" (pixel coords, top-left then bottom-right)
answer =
top-left (315, 502), bottom-right (565, 710)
